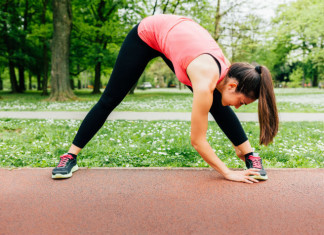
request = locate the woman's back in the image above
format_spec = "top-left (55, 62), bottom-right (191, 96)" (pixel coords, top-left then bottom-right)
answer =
top-left (138, 14), bottom-right (229, 87)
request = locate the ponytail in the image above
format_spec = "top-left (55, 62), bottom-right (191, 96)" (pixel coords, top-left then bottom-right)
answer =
top-left (227, 62), bottom-right (279, 145)
top-left (257, 66), bottom-right (279, 145)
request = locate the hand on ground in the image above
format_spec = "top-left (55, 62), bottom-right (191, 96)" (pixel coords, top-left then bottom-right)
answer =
top-left (224, 169), bottom-right (261, 184)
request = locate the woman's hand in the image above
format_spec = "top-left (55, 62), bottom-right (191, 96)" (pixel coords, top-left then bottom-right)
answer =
top-left (223, 169), bottom-right (261, 184)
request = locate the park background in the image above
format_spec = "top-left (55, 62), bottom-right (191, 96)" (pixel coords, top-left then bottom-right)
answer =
top-left (0, 0), bottom-right (323, 169)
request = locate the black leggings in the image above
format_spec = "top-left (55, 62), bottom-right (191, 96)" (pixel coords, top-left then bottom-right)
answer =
top-left (72, 24), bottom-right (248, 148)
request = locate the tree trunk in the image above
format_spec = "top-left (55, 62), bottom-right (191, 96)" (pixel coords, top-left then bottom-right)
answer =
top-left (92, 38), bottom-right (107, 94)
top-left (129, 82), bottom-right (138, 94)
top-left (0, 71), bottom-right (3, 90)
top-left (42, 0), bottom-right (49, 96)
top-left (313, 67), bottom-right (318, 87)
top-left (9, 61), bottom-right (20, 93)
top-left (162, 0), bottom-right (170, 14)
top-left (214, 0), bottom-right (245, 41)
top-left (92, 61), bottom-right (101, 94)
top-left (42, 42), bottom-right (49, 96)
top-left (28, 72), bottom-right (32, 90)
top-left (37, 72), bottom-right (42, 90)
top-left (70, 79), bottom-right (74, 90)
top-left (18, 65), bottom-right (26, 91)
top-left (214, 0), bottom-right (221, 41)
top-left (171, 0), bottom-right (180, 14)
top-left (17, 0), bottom-right (29, 92)
top-left (2, 0), bottom-right (21, 93)
top-left (49, 0), bottom-right (75, 101)
top-left (152, 0), bottom-right (158, 15)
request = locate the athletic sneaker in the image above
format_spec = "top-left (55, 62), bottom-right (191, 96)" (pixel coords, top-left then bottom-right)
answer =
top-left (245, 153), bottom-right (268, 180)
top-left (52, 153), bottom-right (78, 179)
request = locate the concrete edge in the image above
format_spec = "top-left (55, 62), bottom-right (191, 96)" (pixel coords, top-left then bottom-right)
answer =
top-left (1, 167), bottom-right (323, 171)
top-left (0, 111), bottom-right (324, 122)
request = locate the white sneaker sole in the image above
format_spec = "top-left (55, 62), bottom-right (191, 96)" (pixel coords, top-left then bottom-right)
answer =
top-left (244, 167), bottom-right (268, 180)
top-left (52, 165), bottom-right (79, 179)
top-left (251, 174), bottom-right (268, 180)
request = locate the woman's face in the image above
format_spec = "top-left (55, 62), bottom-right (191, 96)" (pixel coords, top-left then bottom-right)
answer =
top-left (221, 81), bottom-right (256, 109)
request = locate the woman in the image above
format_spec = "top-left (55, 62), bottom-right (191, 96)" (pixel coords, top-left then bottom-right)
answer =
top-left (52, 14), bottom-right (279, 184)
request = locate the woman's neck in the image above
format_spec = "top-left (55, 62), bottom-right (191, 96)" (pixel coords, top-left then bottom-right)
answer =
top-left (216, 78), bottom-right (225, 94)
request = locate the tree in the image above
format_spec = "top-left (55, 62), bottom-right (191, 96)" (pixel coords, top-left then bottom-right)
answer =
top-left (0, 0), bottom-right (52, 93)
top-left (213, 0), bottom-right (247, 41)
top-left (271, 0), bottom-right (324, 86)
top-left (41, 0), bottom-right (50, 95)
top-left (49, 0), bottom-right (75, 101)
top-left (72, 0), bottom-right (135, 94)
top-left (27, 0), bottom-right (53, 92)
top-left (224, 14), bottom-right (264, 62)
top-left (0, 0), bottom-right (21, 93)
top-left (16, 0), bottom-right (30, 92)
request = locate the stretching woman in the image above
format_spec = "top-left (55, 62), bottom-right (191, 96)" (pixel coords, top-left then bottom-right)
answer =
top-left (52, 14), bottom-right (279, 184)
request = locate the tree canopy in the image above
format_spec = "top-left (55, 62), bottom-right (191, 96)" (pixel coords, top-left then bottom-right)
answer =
top-left (0, 0), bottom-right (323, 99)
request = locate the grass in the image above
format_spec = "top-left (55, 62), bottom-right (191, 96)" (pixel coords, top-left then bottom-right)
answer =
top-left (1, 88), bottom-right (324, 112)
top-left (0, 118), bottom-right (323, 168)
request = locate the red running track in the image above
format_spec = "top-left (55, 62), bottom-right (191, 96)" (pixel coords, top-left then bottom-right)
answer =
top-left (0, 168), bottom-right (323, 235)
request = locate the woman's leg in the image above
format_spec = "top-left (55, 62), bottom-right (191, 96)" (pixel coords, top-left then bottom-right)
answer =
top-left (71, 24), bottom-right (160, 150)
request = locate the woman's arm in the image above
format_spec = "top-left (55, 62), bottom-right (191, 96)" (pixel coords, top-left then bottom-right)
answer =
top-left (187, 55), bottom-right (260, 183)
top-left (188, 54), bottom-right (231, 176)
top-left (191, 86), bottom-right (231, 176)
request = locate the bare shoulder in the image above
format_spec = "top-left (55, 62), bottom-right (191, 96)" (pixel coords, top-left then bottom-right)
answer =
top-left (187, 54), bottom-right (219, 74)
top-left (187, 54), bottom-right (220, 89)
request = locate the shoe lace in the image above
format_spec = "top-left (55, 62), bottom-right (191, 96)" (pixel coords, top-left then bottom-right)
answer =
top-left (57, 154), bottom-right (74, 167)
top-left (248, 156), bottom-right (262, 169)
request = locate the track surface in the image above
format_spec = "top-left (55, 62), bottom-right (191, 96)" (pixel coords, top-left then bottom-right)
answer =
top-left (1, 168), bottom-right (323, 235)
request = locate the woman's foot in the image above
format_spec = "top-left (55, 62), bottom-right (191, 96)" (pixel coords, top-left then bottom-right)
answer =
top-left (52, 153), bottom-right (78, 179)
top-left (245, 153), bottom-right (268, 180)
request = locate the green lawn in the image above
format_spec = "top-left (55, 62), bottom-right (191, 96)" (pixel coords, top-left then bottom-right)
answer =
top-left (1, 88), bottom-right (324, 112)
top-left (1, 118), bottom-right (323, 168)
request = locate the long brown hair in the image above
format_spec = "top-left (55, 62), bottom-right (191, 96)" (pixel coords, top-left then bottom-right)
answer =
top-left (227, 62), bottom-right (279, 145)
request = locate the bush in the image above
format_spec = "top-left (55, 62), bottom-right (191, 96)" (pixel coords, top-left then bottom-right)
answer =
top-left (287, 67), bottom-right (303, 88)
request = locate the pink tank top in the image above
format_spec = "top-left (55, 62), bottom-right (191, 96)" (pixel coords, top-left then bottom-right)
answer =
top-left (138, 14), bottom-right (229, 87)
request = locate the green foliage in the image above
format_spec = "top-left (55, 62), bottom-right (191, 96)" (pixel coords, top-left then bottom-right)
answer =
top-left (138, 58), bottom-right (177, 88)
top-left (229, 15), bottom-right (265, 62)
top-left (0, 0), bottom-right (53, 93)
top-left (71, 0), bottom-right (125, 70)
top-left (70, 0), bottom-right (145, 91)
top-left (288, 67), bottom-right (303, 88)
top-left (269, 0), bottom-right (324, 85)
top-left (0, 0), bottom-right (323, 90)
